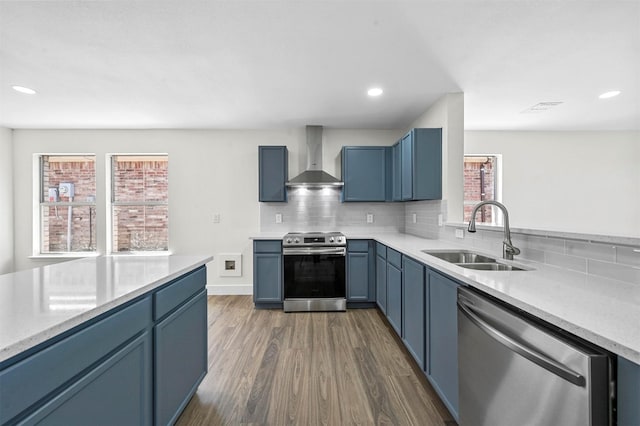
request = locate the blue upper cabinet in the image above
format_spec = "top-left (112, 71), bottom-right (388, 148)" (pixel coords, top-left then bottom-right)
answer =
top-left (400, 128), bottom-right (442, 201)
top-left (342, 146), bottom-right (387, 202)
top-left (391, 142), bottom-right (402, 201)
top-left (258, 146), bottom-right (288, 202)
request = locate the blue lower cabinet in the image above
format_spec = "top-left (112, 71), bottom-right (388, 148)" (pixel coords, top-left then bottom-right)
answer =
top-left (347, 240), bottom-right (375, 303)
top-left (426, 269), bottom-right (460, 420)
top-left (618, 356), bottom-right (640, 426)
top-left (20, 332), bottom-right (152, 426)
top-left (0, 297), bottom-right (152, 425)
top-left (402, 256), bottom-right (425, 369)
top-left (386, 262), bottom-right (402, 336)
top-left (0, 267), bottom-right (208, 426)
top-left (253, 241), bottom-right (283, 305)
top-left (155, 290), bottom-right (208, 426)
top-left (375, 254), bottom-right (387, 313)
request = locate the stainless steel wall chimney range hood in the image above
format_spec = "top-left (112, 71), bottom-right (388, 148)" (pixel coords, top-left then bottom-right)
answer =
top-left (286, 125), bottom-right (344, 188)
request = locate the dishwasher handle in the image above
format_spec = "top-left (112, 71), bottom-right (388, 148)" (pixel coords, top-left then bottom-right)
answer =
top-left (458, 299), bottom-right (586, 387)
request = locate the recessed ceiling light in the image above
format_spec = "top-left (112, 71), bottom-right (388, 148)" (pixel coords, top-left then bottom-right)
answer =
top-left (367, 87), bottom-right (383, 97)
top-left (12, 85), bottom-right (37, 95)
top-left (598, 91), bottom-right (621, 99)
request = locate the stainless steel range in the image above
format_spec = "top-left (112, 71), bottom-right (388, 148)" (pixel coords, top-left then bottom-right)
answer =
top-left (282, 231), bottom-right (346, 312)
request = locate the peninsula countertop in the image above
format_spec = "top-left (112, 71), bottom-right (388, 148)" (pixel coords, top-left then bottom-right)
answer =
top-left (251, 231), bottom-right (640, 364)
top-left (0, 254), bottom-right (212, 365)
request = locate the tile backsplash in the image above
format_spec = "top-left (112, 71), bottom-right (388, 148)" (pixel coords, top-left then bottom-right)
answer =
top-left (260, 187), bottom-right (405, 233)
top-left (259, 191), bottom-right (640, 285)
top-left (437, 223), bottom-right (640, 285)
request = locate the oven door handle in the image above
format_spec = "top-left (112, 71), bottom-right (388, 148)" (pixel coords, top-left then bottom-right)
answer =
top-left (283, 247), bottom-right (346, 256)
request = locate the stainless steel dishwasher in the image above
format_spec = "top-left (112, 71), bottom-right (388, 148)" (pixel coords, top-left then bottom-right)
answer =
top-left (457, 287), bottom-right (614, 426)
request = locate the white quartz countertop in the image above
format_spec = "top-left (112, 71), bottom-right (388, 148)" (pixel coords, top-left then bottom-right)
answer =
top-left (251, 231), bottom-right (640, 363)
top-left (0, 255), bottom-right (212, 365)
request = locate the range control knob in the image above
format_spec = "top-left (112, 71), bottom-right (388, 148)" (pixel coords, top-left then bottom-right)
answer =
top-left (294, 238), bottom-right (300, 243)
top-left (286, 238), bottom-right (292, 244)
top-left (329, 237), bottom-right (335, 243)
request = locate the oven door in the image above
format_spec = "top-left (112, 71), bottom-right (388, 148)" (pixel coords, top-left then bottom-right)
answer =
top-left (283, 247), bottom-right (346, 301)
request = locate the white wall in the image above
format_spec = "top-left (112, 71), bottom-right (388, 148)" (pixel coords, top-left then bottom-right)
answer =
top-left (408, 93), bottom-right (465, 222)
top-left (0, 127), bottom-right (14, 274)
top-left (11, 128), bottom-right (403, 292)
top-left (465, 131), bottom-right (640, 238)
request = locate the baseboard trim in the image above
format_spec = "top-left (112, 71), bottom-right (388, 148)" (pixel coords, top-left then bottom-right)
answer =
top-left (206, 284), bottom-right (253, 295)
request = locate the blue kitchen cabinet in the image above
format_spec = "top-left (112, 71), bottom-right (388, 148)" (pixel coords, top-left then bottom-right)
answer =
top-left (347, 240), bottom-right (375, 303)
top-left (426, 268), bottom-right (460, 420)
top-left (342, 146), bottom-right (387, 202)
top-left (19, 332), bottom-right (152, 426)
top-left (391, 142), bottom-right (402, 201)
top-left (155, 289), bottom-right (208, 426)
top-left (0, 266), bottom-right (208, 426)
top-left (253, 240), bottom-right (283, 306)
top-left (402, 256), bottom-right (425, 369)
top-left (375, 242), bottom-right (387, 313)
top-left (618, 356), bottom-right (640, 426)
top-left (400, 128), bottom-right (442, 201)
top-left (259, 146), bottom-right (288, 202)
top-left (386, 248), bottom-right (403, 336)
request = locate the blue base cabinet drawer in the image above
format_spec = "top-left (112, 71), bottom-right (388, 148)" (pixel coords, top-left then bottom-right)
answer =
top-left (154, 266), bottom-right (206, 320)
top-left (19, 332), bottom-right (152, 426)
top-left (155, 289), bottom-right (208, 426)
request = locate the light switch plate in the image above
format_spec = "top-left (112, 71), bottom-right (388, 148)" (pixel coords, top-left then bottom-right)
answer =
top-left (213, 213), bottom-right (220, 223)
top-left (438, 214), bottom-right (443, 227)
top-left (275, 213), bottom-right (282, 223)
top-left (412, 213), bottom-right (417, 223)
top-left (455, 228), bottom-right (465, 239)
top-left (366, 213), bottom-right (374, 223)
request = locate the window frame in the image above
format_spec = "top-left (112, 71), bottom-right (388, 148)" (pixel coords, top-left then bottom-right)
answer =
top-left (463, 154), bottom-right (503, 226)
top-left (106, 153), bottom-right (169, 255)
top-left (33, 153), bottom-right (98, 257)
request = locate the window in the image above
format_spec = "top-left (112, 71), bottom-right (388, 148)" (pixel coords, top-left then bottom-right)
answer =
top-left (110, 155), bottom-right (169, 253)
top-left (38, 155), bottom-right (97, 254)
top-left (463, 155), bottom-right (501, 225)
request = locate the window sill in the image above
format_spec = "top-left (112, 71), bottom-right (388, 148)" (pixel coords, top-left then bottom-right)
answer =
top-left (108, 251), bottom-right (172, 257)
top-left (29, 253), bottom-right (101, 260)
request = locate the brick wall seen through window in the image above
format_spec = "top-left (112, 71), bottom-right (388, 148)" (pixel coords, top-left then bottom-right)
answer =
top-left (40, 155), bottom-right (96, 253)
top-left (463, 156), bottom-right (499, 224)
top-left (111, 155), bottom-right (169, 252)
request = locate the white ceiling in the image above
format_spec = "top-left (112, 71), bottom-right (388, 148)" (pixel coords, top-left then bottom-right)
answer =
top-left (1, 1), bottom-right (638, 131)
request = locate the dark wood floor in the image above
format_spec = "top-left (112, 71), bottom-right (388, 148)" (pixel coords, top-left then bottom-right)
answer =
top-left (176, 296), bottom-right (456, 426)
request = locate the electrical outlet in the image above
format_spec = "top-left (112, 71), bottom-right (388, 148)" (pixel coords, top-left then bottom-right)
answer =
top-left (275, 213), bottom-right (282, 223)
top-left (412, 213), bottom-right (417, 223)
top-left (366, 213), bottom-right (374, 223)
top-left (455, 228), bottom-right (465, 239)
top-left (213, 213), bottom-right (220, 223)
top-left (438, 214), bottom-right (443, 227)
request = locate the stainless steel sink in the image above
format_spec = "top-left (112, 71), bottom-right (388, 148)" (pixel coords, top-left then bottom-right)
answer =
top-left (458, 263), bottom-right (527, 271)
top-left (421, 249), bottom-right (530, 271)
top-left (420, 250), bottom-right (497, 264)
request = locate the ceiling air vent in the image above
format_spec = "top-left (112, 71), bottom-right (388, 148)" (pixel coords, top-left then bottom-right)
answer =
top-left (521, 102), bottom-right (564, 113)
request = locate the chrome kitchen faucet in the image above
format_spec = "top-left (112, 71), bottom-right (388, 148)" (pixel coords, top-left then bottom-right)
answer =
top-left (468, 200), bottom-right (521, 260)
